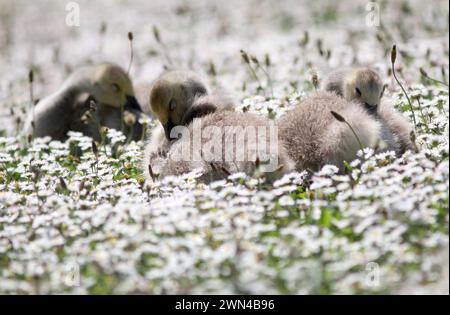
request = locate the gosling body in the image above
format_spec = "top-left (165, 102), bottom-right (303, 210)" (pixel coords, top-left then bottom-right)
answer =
top-left (278, 91), bottom-right (381, 172)
top-left (376, 100), bottom-right (416, 153)
top-left (155, 96), bottom-right (294, 182)
top-left (144, 94), bottom-right (293, 182)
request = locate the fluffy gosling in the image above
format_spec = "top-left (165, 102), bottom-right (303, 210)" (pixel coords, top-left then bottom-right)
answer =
top-left (278, 91), bottom-right (381, 172)
top-left (24, 63), bottom-right (144, 141)
top-left (148, 95), bottom-right (294, 183)
top-left (323, 67), bottom-right (415, 154)
top-left (144, 70), bottom-right (233, 166)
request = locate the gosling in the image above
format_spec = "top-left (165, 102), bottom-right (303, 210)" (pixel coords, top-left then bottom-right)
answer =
top-left (149, 70), bottom-right (210, 140)
top-left (144, 70), bottom-right (233, 162)
top-left (278, 91), bottom-right (381, 172)
top-left (323, 67), bottom-right (415, 154)
top-left (146, 94), bottom-right (294, 183)
top-left (24, 63), bottom-right (145, 141)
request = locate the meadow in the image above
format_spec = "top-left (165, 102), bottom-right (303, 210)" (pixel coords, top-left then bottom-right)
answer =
top-left (0, 0), bottom-right (448, 294)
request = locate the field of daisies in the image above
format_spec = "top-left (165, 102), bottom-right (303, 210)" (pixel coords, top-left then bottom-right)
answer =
top-left (0, 0), bottom-right (449, 294)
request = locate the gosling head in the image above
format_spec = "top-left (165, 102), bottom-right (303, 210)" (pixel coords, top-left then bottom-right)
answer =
top-left (149, 71), bottom-right (208, 140)
top-left (89, 63), bottom-right (142, 112)
top-left (344, 68), bottom-right (385, 115)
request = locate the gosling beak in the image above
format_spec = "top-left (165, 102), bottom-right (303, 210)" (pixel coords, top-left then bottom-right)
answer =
top-left (125, 95), bottom-right (143, 112)
top-left (163, 120), bottom-right (176, 140)
top-left (364, 103), bottom-right (378, 115)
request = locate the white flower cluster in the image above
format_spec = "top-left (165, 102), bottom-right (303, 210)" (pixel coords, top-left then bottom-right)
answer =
top-left (0, 82), bottom-right (448, 294)
top-left (0, 0), bottom-right (448, 295)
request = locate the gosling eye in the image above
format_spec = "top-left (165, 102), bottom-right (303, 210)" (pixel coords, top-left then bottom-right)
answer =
top-left (355, 87), bottom-right (362, 97)
top-left (169, 99), bottom-right (177, 112)
top-left (111, 83), bottom-right (121, 93)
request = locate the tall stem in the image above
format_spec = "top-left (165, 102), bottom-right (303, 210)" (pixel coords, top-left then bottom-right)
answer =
top-left (29, 70), bottom-right (35, 140)
top-left (345, 121), bottom-right (363, 152)
top-left (330, 110), bottom-right (363, 152)
top-left (391, 45), bottom-right (417, 128)
top-left (127, 40), bottom-right (134, 75)
top-left (256, 64), bottom-right (274, 98)
top-left (420, 68), bottom-right (449, 88)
